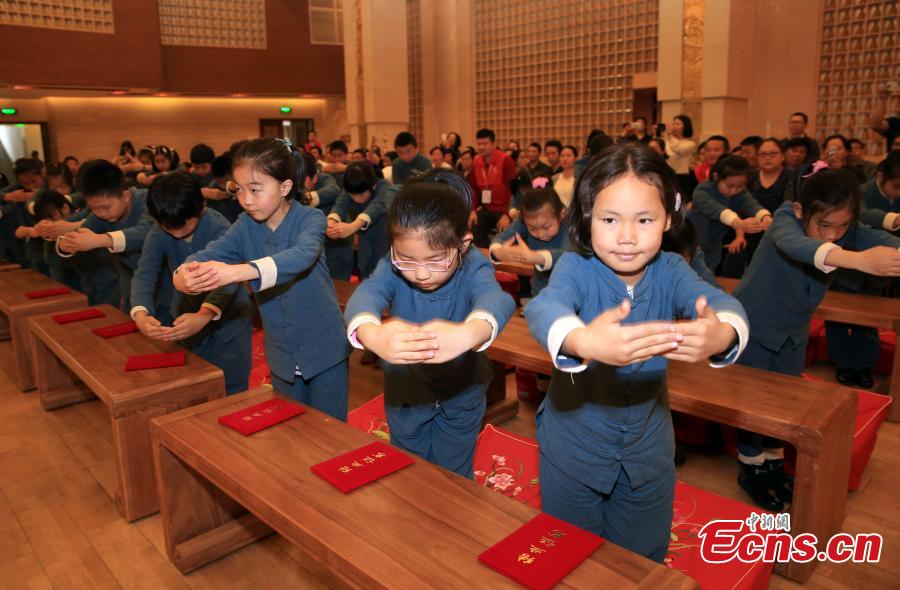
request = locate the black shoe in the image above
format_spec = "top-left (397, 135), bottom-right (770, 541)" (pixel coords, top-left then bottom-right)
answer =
top-left (764, 459), bottom-right (794, 505)
top-left (855, 369), bottom-right (874, 389)
top-left (738, 463), bottom-right (784, 512)
top-left (836, 369), bottom-right (856, 386)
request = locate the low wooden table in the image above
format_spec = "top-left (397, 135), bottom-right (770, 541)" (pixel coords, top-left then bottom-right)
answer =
top-left (27, 304), bottom-right (226, 521)
top-left (151, 388), bottom-right (698, 588)
top-left (0, 268), bottom-right (88, 390)
top-left (0, 262), bottom-right (21, 272)
top-left (717, 277), bottom-right (900, 422)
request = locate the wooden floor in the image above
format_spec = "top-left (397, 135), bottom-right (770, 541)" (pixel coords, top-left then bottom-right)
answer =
top-left (1, 342), bottom-right (897, 589)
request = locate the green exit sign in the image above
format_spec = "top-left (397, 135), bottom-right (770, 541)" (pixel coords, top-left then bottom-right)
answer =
top-left (279, 106), bottom-right (292, 114)
top-left (1, 107), bottom-right (17, 115)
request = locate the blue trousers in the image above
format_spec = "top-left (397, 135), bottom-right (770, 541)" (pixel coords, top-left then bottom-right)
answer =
top-left (385, 386), bottom-right (486, 478)
top-left (540, 452), bottom-right (675, 563)
top-left (192, 331), bottom-right (251, 395)
top-left (270, 359), bottom-right (348, 421)
top-left (825, 321), bottom-right (880, 371)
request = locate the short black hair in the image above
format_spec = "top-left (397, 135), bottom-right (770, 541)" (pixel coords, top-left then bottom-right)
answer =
top-left (147, 170), bottom-right (205, 230)
top-left (46, 162), bottom-right (74, 189)
top-left (562, 145), bottom-right (579, 158)
top-left (343, 161), bottom-right (377, 194)
top-left (758, 137), bottom-right (785, 153)
top-left (63, 155), bottom-right (79, 166)
top-left (711, 155), bottom-right (751, 181)
top-left (588, 134), bottom-right (614, 157)
top-left (877, 150), bottom-right (900, 181)
top-left (328, 140), bottom-right (349, 154)
top-left (352, 148), bottom-right (367, 158)
top-left (389, 180), bottom-right (469, 251)
top-left (395, 132), bottom-right (418, 148)
top-left (13, 158), bottom-right (42, 177)
top-left (302, 153), bottom-right (318, 181)
top-left (823, 134), bottom-right (851, 152)
top-left (476, 128), bottom-right (495, 142)
top-left (585, 129), bottom-right (605, 145)
top-left (662, 216), bottom-right (699, 259)
top-left (797, 166), bottom-right (859, 227)
top-left (211, 154), bottom-right (232, 179)
top-left (189, 143), bottom-right (215, 165)
top-left (32, 188), bottom-right (72, 221)
top-left (785, 137), bottom-right (810, 152)
top-left (674, 115), bottom-right (694, 139)
top-left (385, 150), bottom-right (399, 162)
top-left (521, 187), bottom-right (563, 217)
top-left (79, 160), bottom-right (126, 197)
top-left (740, 136), bottom-right (764, 149)
top-left (790, 112), bottom-right (809, 124)
top-left (705, 135), bottom-right (731, 152)
top-left (544, 139), bottom-right (563, 153)
top-left (528, 142), bottom-right (542, 152)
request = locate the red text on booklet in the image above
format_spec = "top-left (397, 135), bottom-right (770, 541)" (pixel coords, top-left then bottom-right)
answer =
top-left (24, 287), bottom-right (71, 299)
top-left (311, 441), bottom-right (414, 493)
top-left (124, 351), bottom-right (186, 371)
top-left (478, 513), bottom-right (604, 590)
top-left (218, 398), bottom-right (306, 436)
top-left (52, 308), bottom-right (106, 324)
top-left (92, 321), bottom-right (139, 339)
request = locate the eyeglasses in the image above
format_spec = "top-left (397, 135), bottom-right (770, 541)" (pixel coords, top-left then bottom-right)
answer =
top-left (391, 247), bottom-right (460, 273)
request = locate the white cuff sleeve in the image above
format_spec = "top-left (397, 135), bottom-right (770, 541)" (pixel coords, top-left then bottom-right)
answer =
top-left (55, 236), bottom-right (74, 258)
top-left (547, 315), bottom-right (588, 373)
top-left (535, 250), bottom-right (553, 272)
top-left (755, 209), bottom-right (773, 222)
top-left (130, 306), bottom-right (149, 320)
top-left (709, 311), bottom-right (749, 368)
top-left (884, 212), bottom-right (899, 231)
top-left (719, 209), bottom-right (739, 227)
top-left (107, 230), bottom-right (126, 253)
top-left (357, 213), bottom-right (372, 231)
top-left (308, 191), bottom-right (320, 208)
top-left (466, 310), bottom-right (499, 352)
top-left (200, 302), bottom-right (222, 321)
top-left (346, 313), bottom-right (382, 349)
top-left (813, 243), bottom-right (841, 273)
top-left (488, 242), bottom-right (501, 263)
top-left (327, 213), bottom-right (341, 222)
top-left (252, 256), bottom-right (278, 290)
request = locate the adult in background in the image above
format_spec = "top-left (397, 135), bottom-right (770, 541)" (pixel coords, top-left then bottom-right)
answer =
top-left (664, 114), bottom-right (697, 200)
top-left (468, 128), bottom-right (517, 247)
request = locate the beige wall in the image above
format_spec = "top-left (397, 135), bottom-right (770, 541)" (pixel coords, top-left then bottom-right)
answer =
top-left (0, 96), bottom-right (347, 163)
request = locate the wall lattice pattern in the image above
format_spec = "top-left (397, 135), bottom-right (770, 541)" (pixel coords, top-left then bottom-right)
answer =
top-left (159, 0), bottom-right (267, 49)
top-left (0, 0), bottom-right (114, 33)
top-left (406, 0), bottom-right (423, 143)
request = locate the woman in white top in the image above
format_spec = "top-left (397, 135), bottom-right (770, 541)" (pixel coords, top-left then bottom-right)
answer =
top-left (551, 144), bottom-right (578, 209)
top-left (665, 114), bottom-right (697, 199)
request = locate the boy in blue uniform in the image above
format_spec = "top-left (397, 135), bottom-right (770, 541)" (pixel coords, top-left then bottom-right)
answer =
top-left (0, 158), bottom-right (44, 265)
top-left (131, 171), bottom-right (253, 394)
top-left (202, 154), bottom-right (243, 224)
top-left (345, 171), bottom-right (515, 477)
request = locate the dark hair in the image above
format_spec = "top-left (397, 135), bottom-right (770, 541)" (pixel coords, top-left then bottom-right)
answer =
top-left (849, 138), bottom-right (864, 149)
top-left (521, 187), bottom-right (564, 217)
top-left (63, 155), bottom-right (79, 166)
top-left (385, 150), bottom-right (398, 162)
top-left (147, 171), bottom-right (205, 229)
top-left (568, 143), bottom-right (680, 256)
top-left (585, 129), bottom-right (605, 146)
top-left (823, 134), bottom-right (851, 152)
top-left (588, 134), bottom-right (614, 157)
top-left (661, 216), bottom-right (699, 259)
top-left (785, 137), bottom-right (810, 152)
top-left (476, 128), bottom-right (495, 142)
top-left (138, 146), bottom-right (155, 162)
top-left (528, 142), bottom-right (542, 152)
top-left (395, 132), bottom-right (418, 148)
top-left (446, 132), bottom-right (462, 150)
top-left (790, 112), bottom-right (809, 124)
top-left (301, 153), bottom-right (318, 182)
top-left (545, 139), bottom-right (563, 153)
top-left (328, 140), bottom-right (348, 154)
top-left (13, 158), bottom-right (42, 177)
top-left (351, 148), bottom-right (367, 158)
top-left (759, 137), bottom-right (785, 153)
top-left (636, 116), bottom-right (648, 126)
top-left (429, 145), bottom-right (447, 156)
top-left (796, 167), bottom-right (860, 228)
top-left (46, 162), bottom-right (74, 189)
top-left (562, 145), bottom-right (579, 158)
top-left (154, 145), bottom-right (180, 170)
top-left (343, 161), bottom-right (377, 194)
top-left (211, 154), bottom-right (232, 179)
top-left (119, 140), bottom-right (136, 157)
top-left (649, 138), bottom-right (667, 159)
top-left (389, 179), bottom-right (470, 251)
top-left (740, 136), bottom-right (764, 149)
top-left (877, 150), bottom-right (900, 181)
top-left (307, 129), bottom-right (318, 140)
top-left (310, 145), bottom-right (323, 158)
top-left (705, 135), bottom-right (731, 152)
top-left (79, 160), bottom-right (126, 197)
top-left (674, 114), bottom-right (694, 138)
top-left (32, 188), bottom-right (72, 221)
top-left (189, 143), bottom-right (215, 165)
top-left (509, 150), bottom-right (520, 164)
top-left (711, 155), bottom-right (751, 182)
top-left (228, 140), bottom-right (248, 157)
top-left (233, 138), bottom-right (309, 205)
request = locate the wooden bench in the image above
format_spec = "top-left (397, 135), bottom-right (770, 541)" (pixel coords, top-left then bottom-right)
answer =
top-left (717, 276), bottom-right (900, 422)
top-left (27, 304), bottom-right (225, 521)
top-left (332, 280), bottom-right (519, 425)
top-left (0, 262), bottom-right (21, 272)
top-left (490, 316), bottom-right (855, 584)
top-left (0, 268), bottom-right (88, 390)
top-left (150, 388), bottom-right (698, 588)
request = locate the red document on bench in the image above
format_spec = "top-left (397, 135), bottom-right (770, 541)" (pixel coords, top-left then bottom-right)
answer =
top-left (92, 321), bottom-right (138, 338)
top-left (124, 351), bottom-right (186, 371)
top-left (52, 308), bottom-right (105, 324)
top-left (311, 441), bottom-right (414, 493)
top-left (24, 287), bottom-right (71, 299)
top-left (218, 399), bottom-right (306, 436)
top-left (478, 513), bottom-right (604, 590)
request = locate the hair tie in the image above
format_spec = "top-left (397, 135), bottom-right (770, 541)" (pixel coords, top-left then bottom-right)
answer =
top-left (278, 137), bottom-right (293, 152)
top-left (802, 160), bottom-right (828, 178)
top-left (675, 191), bottom-right (682, 212)
top-left (531, 176), bottom-right (550, 189)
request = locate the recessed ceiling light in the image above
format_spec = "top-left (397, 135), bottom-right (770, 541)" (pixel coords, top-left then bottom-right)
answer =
top-left (12, 85), bottom-right (33, 90)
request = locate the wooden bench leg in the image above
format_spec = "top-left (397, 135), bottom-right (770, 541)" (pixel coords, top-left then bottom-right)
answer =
top-left (11, 316), bottom-right (36, 391)
top-left (888, 331), bottom-right (900, 422)
top-left (0, 312), bottom-right (9, 341)
top-left (31, 331), bottom-right (96, 409)
top-left (483, 360), bottom-right (519, 425)
top-left (112, 408), bottom-right (168, 521)
top-left (776, 409), bottom-right (854, 582)
top-left (154, 444), bottom-right (273, 573)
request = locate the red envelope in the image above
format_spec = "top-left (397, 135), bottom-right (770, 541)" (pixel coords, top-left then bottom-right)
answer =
top-left (310, 441), bottom-right (414, 493)
top-left (124, 351), bottom-right (186, 371)
top-left (24, 287), bottom-right (71, 299)
top-left (52, 308), bottom-right (106, 324)
top-left (478, 513), bottom-right (604, 590)
top-left (92, 321), bottom-right (139, 338)
top-left (218, 398), bottom-right (306, 436)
